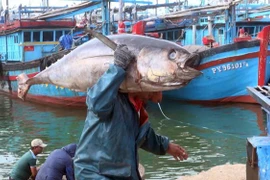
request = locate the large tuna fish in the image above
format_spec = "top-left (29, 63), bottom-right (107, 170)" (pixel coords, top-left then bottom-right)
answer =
top-left (17, 34), bottom-right (201, 101)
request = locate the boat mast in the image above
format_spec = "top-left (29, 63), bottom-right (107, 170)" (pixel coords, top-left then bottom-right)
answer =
top-left (224, 1), bottom-right (236, 44)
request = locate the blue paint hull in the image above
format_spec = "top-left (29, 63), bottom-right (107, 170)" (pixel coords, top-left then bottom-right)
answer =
top-left (164, 39), bottom-right (270, 103)
top-left (0, 18), bottom-right (89, 107)
top-left (1, 52), bottom-right (87, 107)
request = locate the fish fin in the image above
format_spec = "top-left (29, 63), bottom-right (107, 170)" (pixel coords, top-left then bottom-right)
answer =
top-left (16, 73), bottom-right (31, 101)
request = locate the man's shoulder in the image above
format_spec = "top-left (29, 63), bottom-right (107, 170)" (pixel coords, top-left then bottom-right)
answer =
top-left (47, 149), bottom-right (63, 157)
top-left (20, 151), bottom-right (35, 161)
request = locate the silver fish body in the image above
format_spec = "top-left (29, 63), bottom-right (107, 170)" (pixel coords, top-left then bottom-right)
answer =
top-left (17, 34), bottom-right (201, 100)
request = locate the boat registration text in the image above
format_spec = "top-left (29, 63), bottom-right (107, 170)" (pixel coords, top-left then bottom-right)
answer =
top-left (212, 62), bottom-right (248, 74)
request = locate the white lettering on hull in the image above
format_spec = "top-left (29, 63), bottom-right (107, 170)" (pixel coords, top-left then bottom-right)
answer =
top-left (211, 62), bottom-right (248, 74)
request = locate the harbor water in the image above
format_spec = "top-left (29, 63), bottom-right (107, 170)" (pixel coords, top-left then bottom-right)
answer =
top-left (0, 93), bottom-right (266, 179)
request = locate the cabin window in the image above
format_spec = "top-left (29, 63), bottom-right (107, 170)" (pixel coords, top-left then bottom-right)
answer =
top-left (241, 27), bottom-right (255, 36)
top-left (167, 31), bottom-right (174, 41)
top-left (180, 29), bottom-right (186, 39)
top-left (43, 31), bottom-right (53, 41)
top-left (14, 36), bottom-right (19, 43)
top-left (218, 29), bottom-right (224, 35)
top-left (64, 30), bottom-right (70, 35)
top-left (33, 32), bottom-right (40, 42)
top-left (161, 32), bottom-right (166, 40)
top-left (56, 31), bottom-right (62, 41)
top-left (24, 32), bottom-right (31, 42)
top-left (174, 30), bottom-right (181, 40)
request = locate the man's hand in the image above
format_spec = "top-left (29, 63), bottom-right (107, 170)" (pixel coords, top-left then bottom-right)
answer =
top-left (114, 44), bottom-right (134, 70)
top-left (166, 142), bottom-right (188, 161)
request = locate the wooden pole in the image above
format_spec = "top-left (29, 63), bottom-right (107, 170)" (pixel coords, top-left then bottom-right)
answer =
top-left (119, 0), bottom-right (122, 21)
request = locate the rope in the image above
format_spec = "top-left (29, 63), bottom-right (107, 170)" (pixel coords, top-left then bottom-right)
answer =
top-left (157, 103), bottom-right (170, 120)
top-left (156, 103), bottom-right (246, 139)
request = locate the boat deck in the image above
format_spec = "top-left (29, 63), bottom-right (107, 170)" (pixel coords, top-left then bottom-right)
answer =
top-left (247, 85), bottom-right (270, 111)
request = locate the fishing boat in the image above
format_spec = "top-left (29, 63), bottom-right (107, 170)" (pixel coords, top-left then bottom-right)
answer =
top-left (126, 0), bottom-right (270, 103)
top-left (162, 2), bottom-right (270, 103)
top-left (163, 25), bottom-right (270, 103)
top-left (0, 2), bottom-right (100, 107)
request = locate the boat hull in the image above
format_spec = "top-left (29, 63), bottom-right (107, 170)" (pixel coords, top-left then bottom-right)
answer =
top-left (0, 52), bottom-right (87, 108)
top-left (164, 30), bottom-right (270, 103)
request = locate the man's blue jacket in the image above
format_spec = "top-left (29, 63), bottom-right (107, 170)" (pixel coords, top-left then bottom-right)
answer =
top-left (36, 143), bottom-right (77, 180)
top-left (74, 65), bottom-right (169, 180)
top-left (59, 34), bottom-right (73, 50)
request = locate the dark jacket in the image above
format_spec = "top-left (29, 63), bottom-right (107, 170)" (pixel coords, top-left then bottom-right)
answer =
top-left (36, 143), bottom-right (77, 180)
top-left (74, 65), bottom-right (169, 180)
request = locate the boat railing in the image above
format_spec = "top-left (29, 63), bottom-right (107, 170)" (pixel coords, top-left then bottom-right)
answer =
top-left (256, 25), bottom-right (270, 86)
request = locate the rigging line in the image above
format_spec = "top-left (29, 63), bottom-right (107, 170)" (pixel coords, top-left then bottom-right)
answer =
top-left (157, 103), bottom-right (247, 139)
top-left (166, 117), bottom-right (247, 139)
top-left (157, 103), bottom-right (171, 120)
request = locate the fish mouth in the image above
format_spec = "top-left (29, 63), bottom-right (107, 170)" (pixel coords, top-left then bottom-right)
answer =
top-left (175, 67), bottom-right (202, 80)
top-left (161, 82), bottom-right (183, 86)
top-left (178, 53), bottom-right (201, 68)
top-left (140, 67), bottom-right (202, 87)
top-left (137, 67), bottom-right (201, 92)
top-left (140, 81), bottom-right (188, 88)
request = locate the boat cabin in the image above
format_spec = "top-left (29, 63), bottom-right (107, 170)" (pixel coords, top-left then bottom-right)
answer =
top-left (0, 19), bottom-right (76, 63)
top-left (139, 3), bottom-right (270, 46)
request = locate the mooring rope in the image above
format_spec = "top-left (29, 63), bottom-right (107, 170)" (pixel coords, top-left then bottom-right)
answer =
top-left (157, 103), bottom-right (170, 120)
top-left (157, 103), bottom-right (249, 139)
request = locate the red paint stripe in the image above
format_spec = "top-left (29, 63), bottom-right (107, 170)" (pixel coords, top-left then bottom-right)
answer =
top-left (1, 89), bottom-right (256, 106)
top-left (0, 90), bottom-right (86, 108)
top-left (8, 72), bottom-right (39, 81)
top-left (0, 20), bottom-right (76, 33)
top-left (197, 52), bottom-right (259, 71)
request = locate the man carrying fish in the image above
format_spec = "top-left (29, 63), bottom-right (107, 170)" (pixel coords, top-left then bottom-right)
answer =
top-left (74, 44), bottom-right (188, 179)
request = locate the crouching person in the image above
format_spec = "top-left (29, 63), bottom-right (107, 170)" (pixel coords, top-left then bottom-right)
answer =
top-left (9, 139), bottom-right (47, 180)
top-left (36, 143), bottom-right (77, 180)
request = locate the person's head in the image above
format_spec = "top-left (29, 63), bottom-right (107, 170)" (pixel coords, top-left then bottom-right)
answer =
top-left (129, 92), bottom-right (162, 103)
top-left (62, 143), bottom-right (77, 158)
top-left (30, 139), bottom-right (47, 155)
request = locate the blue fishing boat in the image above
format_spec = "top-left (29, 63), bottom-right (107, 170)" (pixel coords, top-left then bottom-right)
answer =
top-left (0, 2), bottom-right (99, 107)
top-left (0, 0), bottom-right (161, 107)
top-left (164, 26), bottom-right (270, 103)
top-left (128, 1), bottom-right (270, 103)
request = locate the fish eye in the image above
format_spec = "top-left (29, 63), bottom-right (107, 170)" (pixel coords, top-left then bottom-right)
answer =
top-left (169, 50), bottom-right (177, 60)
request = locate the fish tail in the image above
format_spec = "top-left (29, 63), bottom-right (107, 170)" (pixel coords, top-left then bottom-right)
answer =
top-left (16, 73), bottom-right (31, 101)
